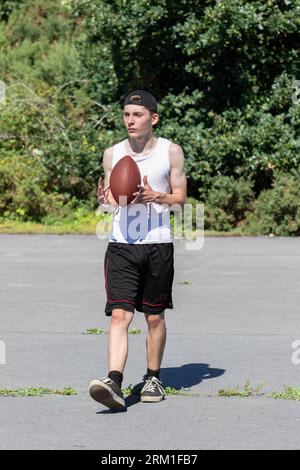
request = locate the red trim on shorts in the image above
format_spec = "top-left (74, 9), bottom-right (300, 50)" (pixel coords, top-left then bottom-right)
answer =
top-left (135, 300), bottom-right (165, 306)
top-left (105, 257), bottom-right (165, 307)
top-left (107, 298), bottom-right (165, 307)
top-left (104, 258), bottom-right (109, 296)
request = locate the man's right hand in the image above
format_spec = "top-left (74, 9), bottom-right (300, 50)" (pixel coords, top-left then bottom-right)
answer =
top-left (97, 176), bottom-right (118, 210)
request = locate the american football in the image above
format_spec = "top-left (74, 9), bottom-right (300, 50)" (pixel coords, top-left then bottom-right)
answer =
top-left (109, 155), bottom-right (141, 206)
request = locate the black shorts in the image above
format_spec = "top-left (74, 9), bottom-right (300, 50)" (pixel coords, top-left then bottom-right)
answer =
top-left (104, 242), bottom-right (174, 315)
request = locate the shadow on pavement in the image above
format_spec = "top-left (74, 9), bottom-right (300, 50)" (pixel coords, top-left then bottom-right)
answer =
top-left (160, 362), bottom-right (225, 389)
top-left (96, 362), bottom-right (225, 414)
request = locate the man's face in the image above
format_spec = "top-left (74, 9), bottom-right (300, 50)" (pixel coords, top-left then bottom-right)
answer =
top-left (123, 104), bottom-right (158, 137)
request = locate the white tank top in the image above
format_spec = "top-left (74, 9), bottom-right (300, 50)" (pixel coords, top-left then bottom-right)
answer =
top-left (108, 136), bottom-right (173, 244)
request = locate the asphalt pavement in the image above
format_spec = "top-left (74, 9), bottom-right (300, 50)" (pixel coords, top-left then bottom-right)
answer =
top-left (0, 234), bottom-right (300, 450)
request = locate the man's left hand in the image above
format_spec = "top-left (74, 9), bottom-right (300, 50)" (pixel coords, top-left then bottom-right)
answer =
top-left (130, 175), bottom-right (160, 205)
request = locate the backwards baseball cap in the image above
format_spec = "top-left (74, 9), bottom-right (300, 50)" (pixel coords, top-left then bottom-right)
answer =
top-left (123, 90), bottom-right (157, 112)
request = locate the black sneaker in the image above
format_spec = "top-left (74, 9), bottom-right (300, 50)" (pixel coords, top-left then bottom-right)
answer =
top-left (140, 376), bottom-right (165, 403)
top-left (89, 377), bottom-right (125, 410)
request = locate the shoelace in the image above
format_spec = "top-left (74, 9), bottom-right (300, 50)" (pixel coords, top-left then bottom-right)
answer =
top-left (143, 378), bottom-right (165, 395)
top-left (100, 377), bottom-right (114, 385)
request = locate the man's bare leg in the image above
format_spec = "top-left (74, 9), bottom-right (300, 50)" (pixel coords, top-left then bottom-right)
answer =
top-left (108, 308), bottom-right (134, 373)
top-left (141, 311), bottom-right (166, 402)
top-left (89, 308), bottom-right (133, 409)
top-left (144, 311), bottom-right (166, 372)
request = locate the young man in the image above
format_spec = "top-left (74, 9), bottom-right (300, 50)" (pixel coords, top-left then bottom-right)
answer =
top-left (89, 90), bottom-right (187, 410)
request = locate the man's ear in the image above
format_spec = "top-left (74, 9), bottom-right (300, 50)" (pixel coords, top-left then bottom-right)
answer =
top-left (152, 113), bottom-right (159, 127)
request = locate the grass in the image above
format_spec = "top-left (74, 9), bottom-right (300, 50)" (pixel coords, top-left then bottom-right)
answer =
top-left (268, 386), bottom-right (300, 401)
top-left (1, 381), bottom-right (299, 400)
top-left (217, 381), bottom-right (265, 398)
top-left (0, 216), bottom-right (98, 234)
top-left (177, 280), bottom-right (192, 285)
top-left (0, 386), bottom-right (77, 397)
top-left (83, 327), bottom-right (142, 335)
top-left (0, 213), bottom-right (256, 236)
top-left (0, 209), bottom-right (102, 234)
top-left (128, 328), bottom-right (142, 335)
top-left (122, 385), bottom-right (136, 397)
top-left (124, 381), bottom-right (269, 399)
top-left (121, 384), bottom-right (193, 397)
top-left (83, 328), bottom-right (107, 335)
top-left (122, 381), bottom-right (266, 398)
top-left (164, 386), bottom-right (194, 396)
top-left (126, 380), bottom-right (268, 398)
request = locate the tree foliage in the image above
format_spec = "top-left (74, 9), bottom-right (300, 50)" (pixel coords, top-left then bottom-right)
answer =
top-left (1, 0), bottom-right (300, 233)
top-left (73, 0), bottom-right (300, 200)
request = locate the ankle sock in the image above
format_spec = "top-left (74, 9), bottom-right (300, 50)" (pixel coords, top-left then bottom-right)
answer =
top-left (147, 368), bottom-right (160, 380)
top-left (108, 370), bottom-right (123, 389)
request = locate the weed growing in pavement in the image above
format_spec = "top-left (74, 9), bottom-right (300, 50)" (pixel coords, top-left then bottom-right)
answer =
top-left (268, 386), bottom-right (300, 401)
top-left (217, 380), bottom-right (265, 397)
top-left (0, 386), bottom-right (77, 397)
top-left (83, 328), bottom-right (142, 335)
top-left (83, 328), bottom-right (107, 335)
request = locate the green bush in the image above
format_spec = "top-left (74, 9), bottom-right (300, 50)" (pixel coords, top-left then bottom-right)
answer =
top-left (73, 0), bottom-right (300, 200)
top-left (13, 183), bottom-right (74, 223)
top-left (242, 169), bottom-right (300, 236)
top-left (0, 157), bottom-right (17, 214)
top-left (203, 176), bottom-right (254, 231)
top-left (1, 0), bottom-right (300, 231)
top-left (0, 1), bottom-right (24, 22)
top-left (0, 153), bottom-right (76, 223)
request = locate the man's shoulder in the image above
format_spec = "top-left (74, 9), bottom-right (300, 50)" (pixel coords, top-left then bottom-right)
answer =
top-left (168, 141), bottom-right (184, 166)
top-left (158, 137), bottom-right (182, 152)
top-left (104, 139), bottom-right (127, 157)
top-left (169, 141), bottom-right (183, 153)
top-left (103, 146), bottom-right (113, 156)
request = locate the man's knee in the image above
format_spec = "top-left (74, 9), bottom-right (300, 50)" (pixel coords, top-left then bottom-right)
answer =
top-left (111, 308), bottom-right (133, 327)
top-left (145, 311), bottom-right (165, 328)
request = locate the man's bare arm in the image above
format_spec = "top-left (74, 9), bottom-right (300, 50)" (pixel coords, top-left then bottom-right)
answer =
top-left (156, 143), bottom-right (187, 208)
top-left (102, 147), bottom-right (112, 187)
top-left (97, 147), bottom-right (118, 207)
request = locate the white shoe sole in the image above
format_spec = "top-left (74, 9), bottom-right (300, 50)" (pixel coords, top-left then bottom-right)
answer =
top-left (140, 395), bottom-right (165, 403)
top-left (89, 380), bottom-right (125, 409)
